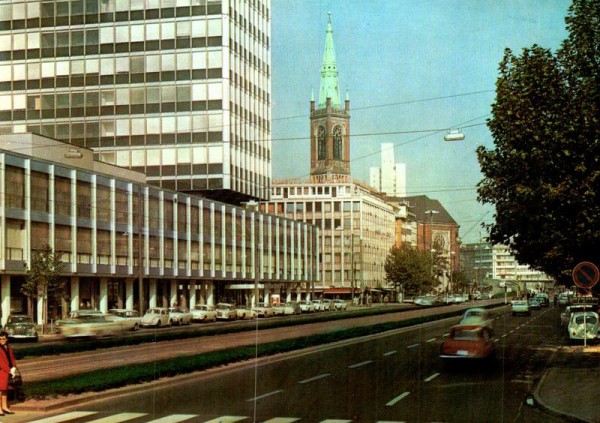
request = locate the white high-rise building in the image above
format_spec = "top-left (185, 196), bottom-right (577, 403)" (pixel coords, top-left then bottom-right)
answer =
top-left (370, 143), bottom-right (406, 197)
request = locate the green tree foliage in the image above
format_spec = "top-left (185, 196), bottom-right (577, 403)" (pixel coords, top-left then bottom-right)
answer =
top-left (23, 245), bottom-right (65, 331)
top-left (477, 0), bottom-right (600, 284)
top-left (450, 269), bottom-right (470, 293)
top-left (384, 245), bottom-right (436, 295)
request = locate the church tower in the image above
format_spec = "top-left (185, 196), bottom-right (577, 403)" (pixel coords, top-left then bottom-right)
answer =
top-left (310, 14), bottom-right (351, 183)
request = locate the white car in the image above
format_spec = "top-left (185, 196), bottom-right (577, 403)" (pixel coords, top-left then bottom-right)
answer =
top-left (273, 302), bottom-right (300, 315)
top-left (191, 305), bottom-right (217, 322)
top-left (168, 307), bottom-right (193, 326)
top-left (459, 308), bottom-right (494, 330)
top-left (568, 311), bottom-right (599, 342)
top-left (320, 299), bottom-right (333, 311)
top-left (332, 299), bottom-right (347, 311)
top-left (311, 300), bottom-right (325, 311)
top-left (298, 300), bottom-right (315, 313)
top-left (215, 303), bottom-right (237, 320)
top-left (236, 306), bottom-right (258, 320)
top-left (252, 304), bottom-right (275, 318)
top-left (106, 309), bottom-right (141, 331)
top-left (58, 314), bottom-right (125, 338)
top-left (141, 307), bottom-right (171, 328)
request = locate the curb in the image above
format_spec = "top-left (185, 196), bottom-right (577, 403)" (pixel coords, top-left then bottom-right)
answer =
top-left (532, 369), bottom-right (593, 423)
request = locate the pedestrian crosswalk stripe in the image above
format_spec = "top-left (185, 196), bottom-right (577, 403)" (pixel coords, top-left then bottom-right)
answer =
top-left (86, 413), bottom-right (148, 422)
top-left (28, 411), bottom-right (100, 422)
top-left (262, 418), bottom-right (301, 422)
top-left (203, 416), bottom-right (247, 423)
top-left (146, 415), bottom-right (197, 423)
top-left (320, 420), bottom-right (353, 423)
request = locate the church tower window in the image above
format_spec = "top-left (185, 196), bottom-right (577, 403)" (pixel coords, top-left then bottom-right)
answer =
top-left (333, 125), bottom-right (342, 160)
top-left (317, 126), bottom-right (327, 160)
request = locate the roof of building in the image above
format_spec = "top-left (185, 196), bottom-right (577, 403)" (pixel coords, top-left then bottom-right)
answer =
top-left (387, 195), bottom-right (458, 226)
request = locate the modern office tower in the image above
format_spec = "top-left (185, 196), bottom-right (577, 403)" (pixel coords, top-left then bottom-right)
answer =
top-left (369, 143), bottom-right (407, 197)
top-left (0, 0), bottom-right (271, 203)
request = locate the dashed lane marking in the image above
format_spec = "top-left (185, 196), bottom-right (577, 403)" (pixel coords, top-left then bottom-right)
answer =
top-left (383, 350), bottom-right (397, 356)
top-left (424, 372), bottom-right (440, 382)
top-left (262, 418), bottom-right (301, 422)
top-left (386, 391), bottom-right (411, 406)
top-left (348, 360), bottom-right (373, 369)
top-left (426, 338), bottom-right (436, 343)
top-left (247, 390), bottom-right (284, 402)
top-left (298, 373), bottom-right (331, 384)
top-left (406, 343), bottom-right (420, 349)
top-left (203, 417), bottom-right (247, 423)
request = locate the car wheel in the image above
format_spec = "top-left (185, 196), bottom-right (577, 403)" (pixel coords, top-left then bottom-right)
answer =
top-left (156, 321), bottom-right (161, 328)
top-left (133, 323), bottom-right (140, 331)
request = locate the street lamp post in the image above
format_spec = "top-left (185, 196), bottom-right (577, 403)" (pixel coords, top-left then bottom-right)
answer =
top-left (449, 251), bottom-right (455, 294)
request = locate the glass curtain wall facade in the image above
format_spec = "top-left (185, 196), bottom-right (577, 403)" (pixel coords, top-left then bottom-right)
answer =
top-left (0, 0), bottom-right (271, 200)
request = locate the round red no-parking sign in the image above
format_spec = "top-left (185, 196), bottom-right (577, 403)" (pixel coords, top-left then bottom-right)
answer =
top-left (572, 261), bottom-right (599, 289)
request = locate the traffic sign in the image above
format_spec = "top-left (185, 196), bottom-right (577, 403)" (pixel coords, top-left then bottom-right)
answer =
top-left (572, 261), bottom-right (599, 289)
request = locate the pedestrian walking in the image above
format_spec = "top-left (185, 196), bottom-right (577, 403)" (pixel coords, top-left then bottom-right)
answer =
top-left (0, 331), bottom-right (17, 415)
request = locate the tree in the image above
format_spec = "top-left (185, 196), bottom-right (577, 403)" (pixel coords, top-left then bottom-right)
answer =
top-left (450, 269), bottom-right (470, 294)
top-left (384, 245), bottom-right (436, 296)
top-left (477, 0), bottom-right (600, 285)
top-left (22, 244), bottom-right (65, 333)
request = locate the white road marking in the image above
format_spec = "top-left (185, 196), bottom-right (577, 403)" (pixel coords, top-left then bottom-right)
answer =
top-left (442, 333), bottom-right (450, 337)
top-left (298, 373), bottom-right (331, 384)
top-left (383, 350), bottom-right (397, 356)
top-left (146, 415), bottom-right (197, 423)
top-left (262, 418), bottom-right (301, 422)
top-left (320, 420), bottom-right (353, 423)
top-left (424, 372), bottom-right (440, 382)
top-left (88, 413), bottom-right (147, 423)
top-left (203, 417), bottom-right (247, 423)
top-left (407, 343), bottom-right (420, 349)
top-left (247, 389), bottom-right (284, 402)
top-left (28, 412), bottom-right (99, 422)
top-left (386, 391), bottom-right (410, 406)
top-left (426, 338), bottom-right (436, 343)
top-left (348, 360), bottom-right (373, 369)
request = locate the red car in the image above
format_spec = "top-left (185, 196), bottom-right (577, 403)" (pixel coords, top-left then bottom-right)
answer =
top-left (440, 325), bottom-right (496, 361)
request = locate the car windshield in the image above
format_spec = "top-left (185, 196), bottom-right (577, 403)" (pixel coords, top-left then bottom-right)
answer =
top-left (216, 304), bottom-right (231, 310)
top-left (146, 309), bottom-right (161, 315)
top-left (9, 316), bottom-right (32, 324)
top-left (574, 315), bottom-right (597, 324)
top-left (194, 306), bottom-right (208, 311)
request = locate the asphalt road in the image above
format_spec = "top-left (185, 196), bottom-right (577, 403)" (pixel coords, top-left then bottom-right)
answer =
top-left (12, 304), bottom-right (572, 423)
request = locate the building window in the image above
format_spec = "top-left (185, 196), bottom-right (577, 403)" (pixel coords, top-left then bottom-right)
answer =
top-left (333, 125), bottom-right (342, 160)
top-left (317, 125), bottom-right (326, 160)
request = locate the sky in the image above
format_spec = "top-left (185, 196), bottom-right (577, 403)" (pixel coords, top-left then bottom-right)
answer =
top-left (270, 0), bottom-right (571, 243)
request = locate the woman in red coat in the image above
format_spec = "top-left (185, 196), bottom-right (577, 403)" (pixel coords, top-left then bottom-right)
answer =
top-left (0, 331), bottom-right (16, 415)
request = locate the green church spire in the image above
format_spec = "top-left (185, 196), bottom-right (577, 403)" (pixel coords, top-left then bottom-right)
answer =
top-left (318, 13), bottom-right (341, 108)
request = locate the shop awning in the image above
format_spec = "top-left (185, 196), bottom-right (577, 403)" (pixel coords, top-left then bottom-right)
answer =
top-left (226, 284), bottom-right (266, 289)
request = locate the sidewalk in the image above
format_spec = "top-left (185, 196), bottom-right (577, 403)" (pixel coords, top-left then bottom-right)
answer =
top-left (533, 344), bottom-right (600, 423)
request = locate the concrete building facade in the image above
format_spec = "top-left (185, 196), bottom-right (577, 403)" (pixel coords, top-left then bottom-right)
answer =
top-left (0, 133), bottom-right (317, 326)
top-left (369, 143), bottom-right (407, 198)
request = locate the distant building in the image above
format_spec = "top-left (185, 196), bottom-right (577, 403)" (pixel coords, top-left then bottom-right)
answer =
top-left (266, 16), bottom-right (396, 297)
top-left (461, 243), bottom-right (554, 294)
top-left (370, 143), bottom-right (407, 197)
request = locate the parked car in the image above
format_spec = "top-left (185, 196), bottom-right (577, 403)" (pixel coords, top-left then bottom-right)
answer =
top-left (511, 300), bottom-right (530, 316)
top-left (332, 299), bottom-right (347, 311)
top-left (562, 305), bottom-right (595, 327)
top-left (140, 307), bottom-right (171, 328)
top-left (236, 306), bottom-right (257, 320)
top-left (106, 309), bottom-right (141, 331)
top-left (298, 300), bottom-right (315, 313)
top-left (321, 299), bottom-right (333, 311)
top-left (568, 311), bottom-right (599, 342)
top-left (528, 298), bottom-right (542, 310)
top-left (284, 301), bottom-right (302, 315)
top-left (272, 303), bottom-right (287, 316)
top-left (252, 304), bottom-right (275, 318)
top-left (459, 308), bottom-right (494, 331)
top-left (4, 314), bottom-right (38, 342)
top-left (535, 293), bottom-right (550, 307)
top-left (191, 304), bottom-right (217, 322)
top-left (58, 314), bottom-right (125, 338)
top-left (557, 293), bottom-right (570, 307)
top-left (55, 309), bottom-right (105, 332)
top-left (215, 303), bottom-right (237, 320)
top-left (440, 325), bottom-right (496, 362)
top-left (312, 300), bottom-right (326, 311)
top-left (168, 307), bottom-right (193, 326)
top-left (415, 295), bottom-right (441, 306)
